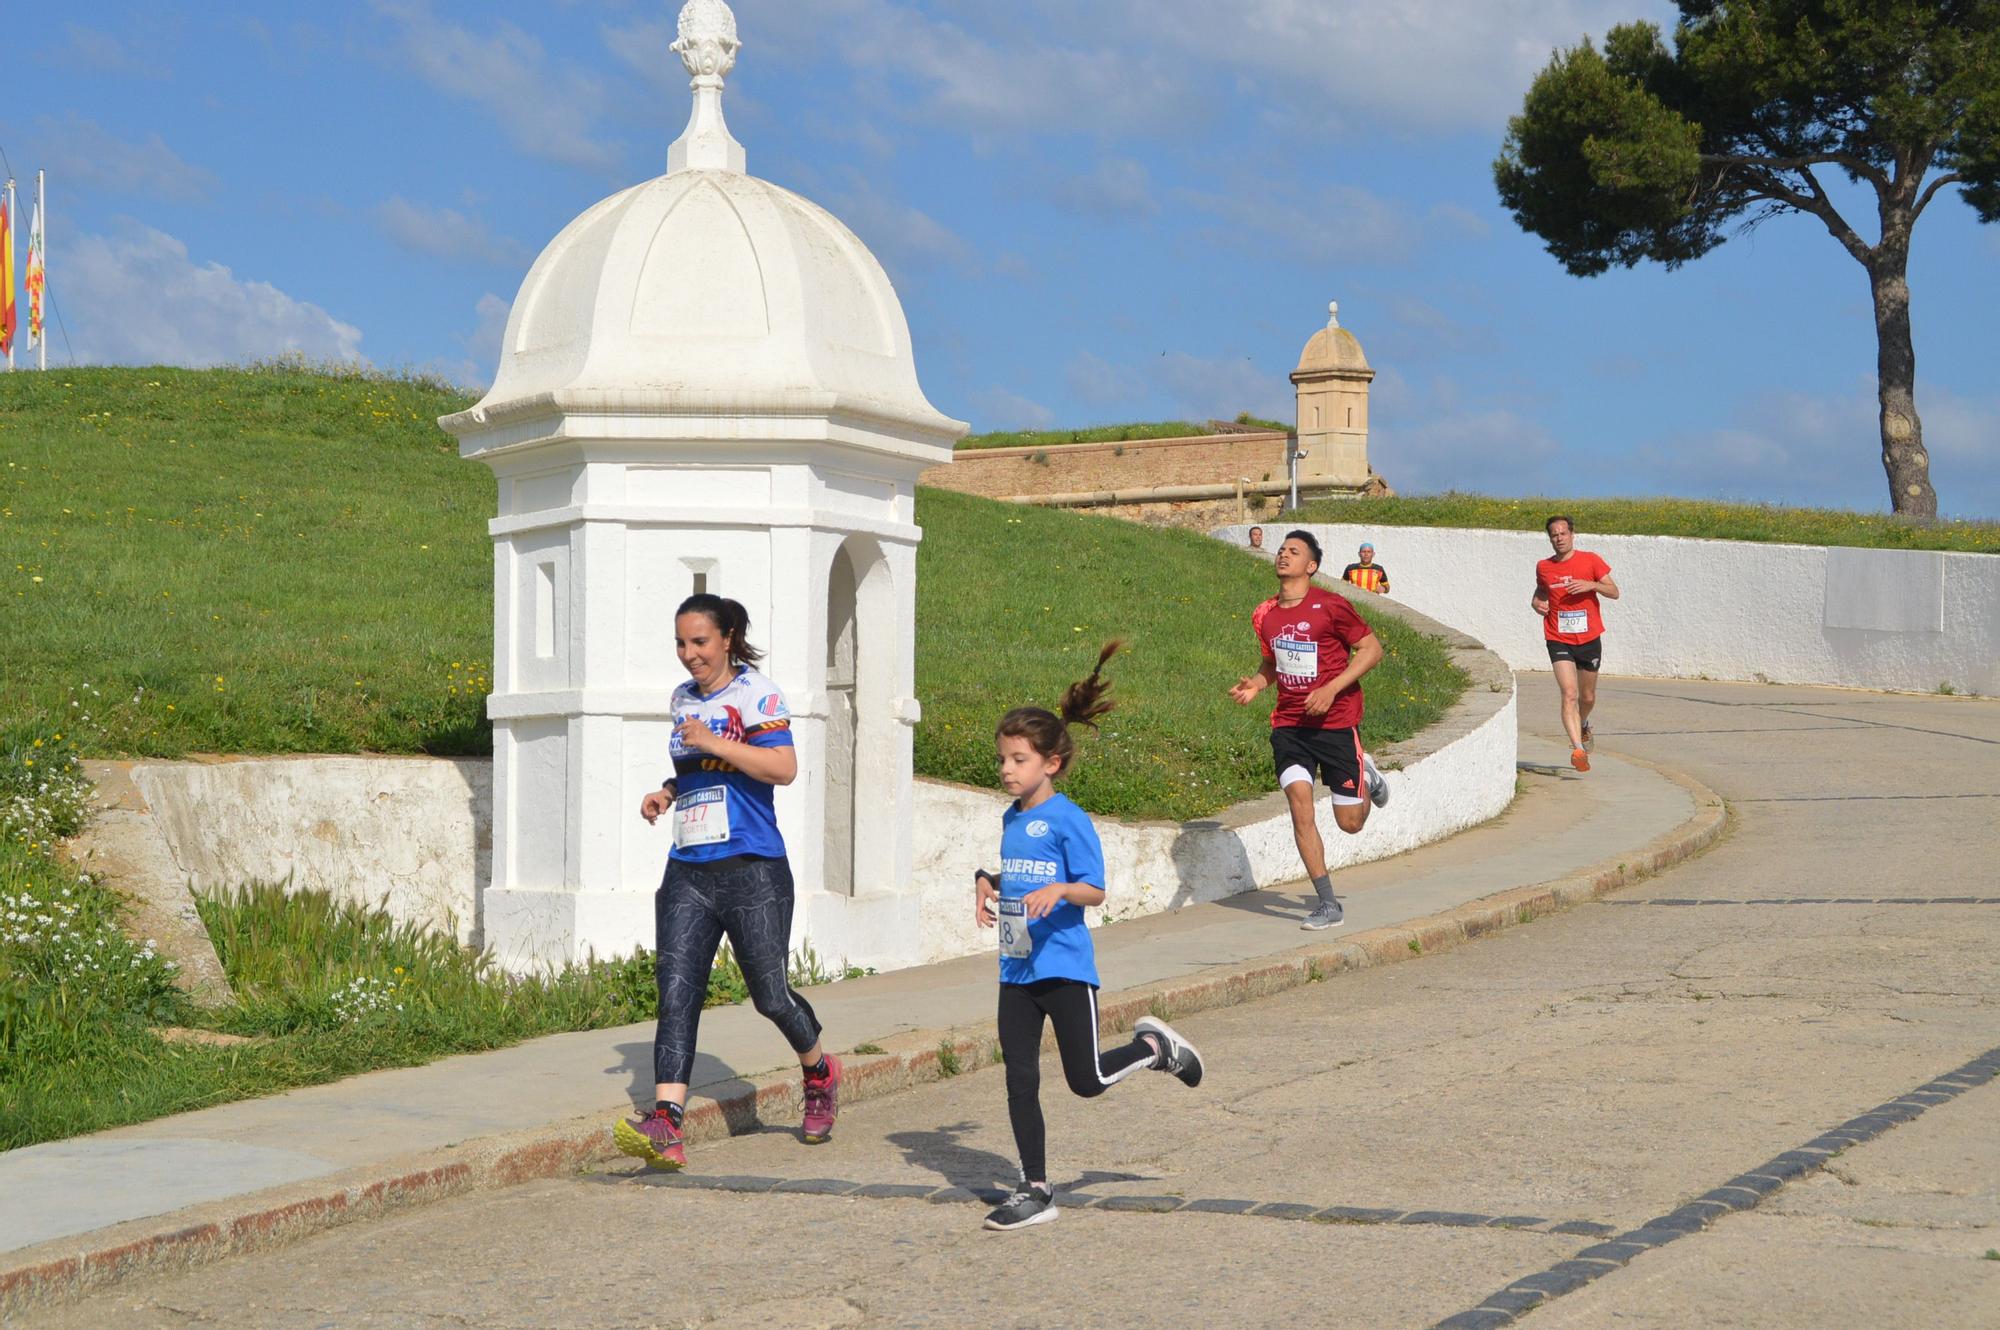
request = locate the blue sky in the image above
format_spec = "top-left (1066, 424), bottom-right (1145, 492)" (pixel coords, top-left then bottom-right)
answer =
top-left (7, 1), bottom-right (1997, 515)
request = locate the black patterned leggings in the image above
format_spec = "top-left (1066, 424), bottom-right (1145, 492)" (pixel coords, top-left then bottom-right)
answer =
top-left (654, 854), bottom-right (821, 1087)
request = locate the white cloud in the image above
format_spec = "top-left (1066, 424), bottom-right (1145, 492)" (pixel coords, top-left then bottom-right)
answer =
top-left (1065, 351), bottom-right (1148, 408)
top-left (728, 0), bottom-right (1191, 136)
top-left (374, 197), bottom-right (531, 268)
top-left (1104, 0), bottom-right (1678, 133)
top-left (1175, 181), bottom-right (1416, 265)
top-left (372, 1), bottom-right (623, 173)
top-left (40, 23), bottom-right (168, 77)
top-left (63, 221), bottom-right (363, 367)
top-left (829, 175), bottom-right (976, 278)
top-left (969, 387), bottom-right (1054, 431)
top-left (1035, 158), bottom-right (1157, 220)
top-left (1152, 352), bottom-right (1292, 423)
top-left (13, 115), bottom-right (213, 203)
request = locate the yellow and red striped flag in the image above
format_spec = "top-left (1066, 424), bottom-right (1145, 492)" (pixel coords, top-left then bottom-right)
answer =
top-left (0, 199), bottom-right (15, 358)
top-left (25, 199), bottom-right (42, 350)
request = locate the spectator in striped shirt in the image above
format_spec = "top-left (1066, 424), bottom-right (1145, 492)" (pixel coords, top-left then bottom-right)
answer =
top-left (1341, 542), bottom-right (1389, 594)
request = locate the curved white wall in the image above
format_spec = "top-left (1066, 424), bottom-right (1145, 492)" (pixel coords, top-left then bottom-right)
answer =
top-left (908, 686), bottom-right (1516, 966)
top-left (1227, 523), bottom-right (1999, 696)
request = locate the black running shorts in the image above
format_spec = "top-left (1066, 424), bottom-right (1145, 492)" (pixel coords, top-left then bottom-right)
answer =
top-left (1545, 636), bottom-right (1604, 673)
top-left (1270, 725), bottom-right (1365, 805)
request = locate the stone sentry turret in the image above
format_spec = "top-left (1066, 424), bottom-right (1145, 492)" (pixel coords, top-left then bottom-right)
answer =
top-left (1291, 301), bottom-right (1375, 487)
top-left (441, 0), bottom-right (967, 972)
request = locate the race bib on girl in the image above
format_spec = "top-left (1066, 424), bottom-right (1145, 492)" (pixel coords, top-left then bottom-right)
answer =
top-left (1557, 609), bottom-right (1590, 635)
top-left (997, 899), bottom-right (1032, 960)
top-left (674, 787), bottom-right (731, 848)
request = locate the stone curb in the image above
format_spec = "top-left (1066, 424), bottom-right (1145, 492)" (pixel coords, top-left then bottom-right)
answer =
top-left (0, 757), bottom-right (1725, 1318)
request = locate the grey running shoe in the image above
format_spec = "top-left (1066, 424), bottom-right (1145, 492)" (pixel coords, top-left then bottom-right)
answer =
top-left (1581, 723), bottom-right (1595, 752)
top-left (1301, 899), bottom-right (1344, 931)
top-left (1362, 752), bottom-right (1390, 808)
top-left (1135, 1016), bottom-right (1204, 1087)
top-left (984, 1185), bottom-right (1059, 1231)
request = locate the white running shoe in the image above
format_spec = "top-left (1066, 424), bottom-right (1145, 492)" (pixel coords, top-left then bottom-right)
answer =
top-left (1362, 752), bottom-right (1390, 808)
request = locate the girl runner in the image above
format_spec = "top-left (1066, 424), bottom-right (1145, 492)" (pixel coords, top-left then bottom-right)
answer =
top-left (614, 594), bottom-right (840, 1171)
top-left (974, 642), bottom-right (1206, 1231)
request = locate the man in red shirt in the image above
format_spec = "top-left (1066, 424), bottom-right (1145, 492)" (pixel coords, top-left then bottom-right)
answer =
top-left (1530, 515), bottom-right (1619, 772)
top-left (1229, 530), bottom-right (1389, 930)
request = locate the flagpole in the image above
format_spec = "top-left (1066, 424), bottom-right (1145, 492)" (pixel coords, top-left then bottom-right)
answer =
top-left (35, 170), bottom-right (44, 372)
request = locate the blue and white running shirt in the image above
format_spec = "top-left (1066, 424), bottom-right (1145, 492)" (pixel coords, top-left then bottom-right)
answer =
top-left (666, 668), bottom-right (793, 862)
top-left (996, 793), bottom-right (1106, 987)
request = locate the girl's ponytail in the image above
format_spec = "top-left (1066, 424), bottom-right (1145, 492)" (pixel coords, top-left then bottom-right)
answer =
top-left (1059, 640), bottom-right (1122, 729)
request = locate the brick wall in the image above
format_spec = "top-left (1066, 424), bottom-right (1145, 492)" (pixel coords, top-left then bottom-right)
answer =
top-left (920, 431), bottom-right (1292, 500)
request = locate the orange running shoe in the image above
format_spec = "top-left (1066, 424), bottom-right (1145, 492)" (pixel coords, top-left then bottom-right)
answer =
top-left (1571, 747), bottom-right (1591, 772)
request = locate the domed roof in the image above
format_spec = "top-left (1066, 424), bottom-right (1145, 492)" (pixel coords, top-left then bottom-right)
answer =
top-left (1294, 301), bottom-right (1372, 377)
top-left (449, 0), bottom-right (961, 446)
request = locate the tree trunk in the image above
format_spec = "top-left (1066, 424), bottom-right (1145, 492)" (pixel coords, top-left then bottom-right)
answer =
top-left (1868, 243), bottom-right (1937, 519)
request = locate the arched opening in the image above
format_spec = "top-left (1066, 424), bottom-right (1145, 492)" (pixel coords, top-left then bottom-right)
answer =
top-left (824, 544), bottom-right (859, 897)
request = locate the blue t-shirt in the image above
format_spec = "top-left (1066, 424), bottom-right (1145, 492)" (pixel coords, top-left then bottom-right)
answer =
top-left (666, 668), bottom-right (793, 862)
top-left (996, 793), bottom-right (1105, 987)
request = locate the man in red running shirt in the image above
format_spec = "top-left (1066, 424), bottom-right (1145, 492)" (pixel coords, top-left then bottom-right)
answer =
top-left (1229, 530), bottom-right (1389, 930)
top-left (1530, 515), bottom-right (1619, 772)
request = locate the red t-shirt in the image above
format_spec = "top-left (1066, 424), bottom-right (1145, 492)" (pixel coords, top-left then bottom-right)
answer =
top-left (1252, 590), bottom-right (1374, 730)
top-left (1536, 551), bottom-right (1611, 643)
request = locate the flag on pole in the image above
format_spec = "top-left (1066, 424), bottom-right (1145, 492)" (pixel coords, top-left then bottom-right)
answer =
top-left (25, 199), bottom-right (43, 351)
top-left (0, 198), bottom-right (15, 359)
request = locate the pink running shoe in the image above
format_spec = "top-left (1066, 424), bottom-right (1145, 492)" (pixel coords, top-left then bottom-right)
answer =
top-left (613, 1108), bottom-right (686, 1171)
top-left (802, 1054), bottom-right (842, 1144)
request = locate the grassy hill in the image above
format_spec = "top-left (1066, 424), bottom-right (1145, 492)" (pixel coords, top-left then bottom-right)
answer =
top-left (1291, 493), bottom-right (1999, 554)
top-left (0, 367), bottom-right (1461, 824)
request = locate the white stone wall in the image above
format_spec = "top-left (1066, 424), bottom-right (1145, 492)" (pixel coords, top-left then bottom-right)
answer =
top-left (131, 757), bottom-right (490, 944)
top-left (116, 681), bottom-right (1516, 972)
top-left (1226, 523), bottom-right (1999, 696)
top-left (911, 686), bottom-right (1518, 966)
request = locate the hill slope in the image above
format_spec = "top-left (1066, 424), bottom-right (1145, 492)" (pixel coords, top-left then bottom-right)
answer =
top-left (0, 367), bottom-right (1461, 823)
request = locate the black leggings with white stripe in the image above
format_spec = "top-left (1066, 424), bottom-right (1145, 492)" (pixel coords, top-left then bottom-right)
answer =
top-left (998, 978), bottom-right (1157, 1183)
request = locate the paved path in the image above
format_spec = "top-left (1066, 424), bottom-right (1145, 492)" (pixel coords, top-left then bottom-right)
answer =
top-left (1, 725), bottom-right (1687, 1258)
top-left (21, 678), bottom-right (2000, 1328)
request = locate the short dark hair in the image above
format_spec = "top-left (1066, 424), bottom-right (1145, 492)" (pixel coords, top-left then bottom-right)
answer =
top-left (1545, 515), bottom-right (1574, 536)
top-left (1248, 525), bottom-right (1263, 534)
top-left (1283, 529), bottom-right (1323, 568)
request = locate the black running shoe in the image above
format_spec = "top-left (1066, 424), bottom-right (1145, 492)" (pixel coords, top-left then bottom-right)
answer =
top-left (984, 1185), bottom-right (1058, 1231)
top-left (1134, 1016), bottom-right (1204, 1088)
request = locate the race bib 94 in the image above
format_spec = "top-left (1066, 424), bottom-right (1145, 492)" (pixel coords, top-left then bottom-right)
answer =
top-left (1274, 638), bottom-right (1319, 680)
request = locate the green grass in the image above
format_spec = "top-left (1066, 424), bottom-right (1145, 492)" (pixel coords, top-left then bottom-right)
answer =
top-left (0, 367), bottom-right (1468, 1147)
top-left (0, 365), bottom-right (493, 757)
top-left (1291, 492), bottom-right (2000, 555)
top-left (912, 489), bottom-right (1463, 822)
top-left (957, 413), bottom-right (1288, 452)
top-left (0, 870), bottom-right (847, 1149)
top-left (0, 366), bottom-right (1462, 822)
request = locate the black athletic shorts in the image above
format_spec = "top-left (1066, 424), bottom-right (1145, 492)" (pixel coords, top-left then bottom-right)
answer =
top-left (1545, 636), bottom-right (1604, 672)
top-left (1271, 725), bottom-right (1365, 805)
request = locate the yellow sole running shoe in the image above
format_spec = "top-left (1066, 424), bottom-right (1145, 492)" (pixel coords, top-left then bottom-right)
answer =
top-left (614, 1113), bottom-right (686, 1171)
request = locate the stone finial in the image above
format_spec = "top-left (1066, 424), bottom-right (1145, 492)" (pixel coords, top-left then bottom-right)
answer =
top-left (668, 0), bottom-right (747, 175)
top-left (673, 0), bottom-right (740, 81)
top-left (1327, 300), bottom-right (1340, 329)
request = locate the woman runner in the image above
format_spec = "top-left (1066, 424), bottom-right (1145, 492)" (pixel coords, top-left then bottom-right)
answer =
top-left (974, 642), bottom-right (1206, 1231)
top-left (614, 594), bottom-right (840, 1171)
